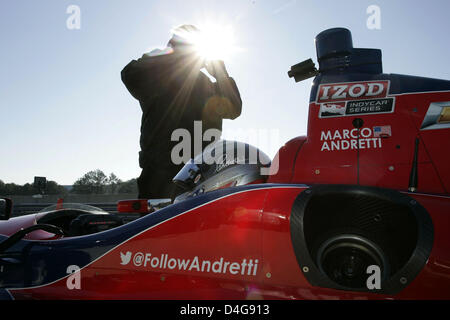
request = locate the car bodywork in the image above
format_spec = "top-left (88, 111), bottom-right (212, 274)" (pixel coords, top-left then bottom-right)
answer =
top-left (0, 28), bottom-right (449, 300)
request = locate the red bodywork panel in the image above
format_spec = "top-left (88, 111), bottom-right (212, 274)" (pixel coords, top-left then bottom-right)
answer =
top-left (7, 186), bottom-right (450, 300)
top-left (269, 91), bottom-right (450, 196)
top-left (3, 89), bottom-right (450, 300)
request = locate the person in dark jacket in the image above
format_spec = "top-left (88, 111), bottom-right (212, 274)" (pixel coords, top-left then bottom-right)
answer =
top-left (121, 25), bottom-right (242, 200)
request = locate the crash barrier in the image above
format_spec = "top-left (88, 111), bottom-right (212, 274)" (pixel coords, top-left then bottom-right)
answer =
top-left (7, 194), bottom-right (137, 205)
top-left (12, 203), bottom-right (118, 217)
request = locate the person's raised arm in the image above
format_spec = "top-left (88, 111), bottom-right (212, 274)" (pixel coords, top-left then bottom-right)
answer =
top-left (121, 50), bottom-right (175, 101)
top-left (205, 60), bottom-right (242, 119)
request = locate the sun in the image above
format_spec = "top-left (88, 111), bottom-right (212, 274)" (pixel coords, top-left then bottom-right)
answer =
top-left (173, 23), bottom-right (238, 61)
top-left (194, 23), bottom-right (237, 61)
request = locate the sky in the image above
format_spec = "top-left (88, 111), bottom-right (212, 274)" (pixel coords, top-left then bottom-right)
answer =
top-left (1, 0), bottom-right (449, 185)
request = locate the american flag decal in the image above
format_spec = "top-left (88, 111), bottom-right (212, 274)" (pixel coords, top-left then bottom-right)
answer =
top-left (373, 125), bottom-right (392, 138)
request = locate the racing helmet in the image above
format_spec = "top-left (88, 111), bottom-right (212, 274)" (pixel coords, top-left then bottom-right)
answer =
top-left (173, 140), bottom-right (271, 200)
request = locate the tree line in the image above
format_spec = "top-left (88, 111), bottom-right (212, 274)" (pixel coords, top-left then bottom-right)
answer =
top-left (0, 170), bottom-right (138, 195)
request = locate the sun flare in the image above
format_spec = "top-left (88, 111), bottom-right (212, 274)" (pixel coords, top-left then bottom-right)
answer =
top-left (194, 24), bottom-right (236, 61)
top-left (172, 23), bottom-right (238, 61)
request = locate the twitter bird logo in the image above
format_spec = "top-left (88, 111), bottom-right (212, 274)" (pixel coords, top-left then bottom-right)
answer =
top-left (120, 251), bottom-right (132, 265)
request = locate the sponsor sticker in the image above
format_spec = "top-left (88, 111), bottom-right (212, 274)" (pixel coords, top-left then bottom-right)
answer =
top-left (319, 102), bottom-right (347, 117)
top-left (317, 81), bottom-right (395, 118)
top-left (346, 98), bottom-right (394, 115)
top-left (316, 80), bottom-right (390, 103)
top-left (319, 98), bottom-right (395, 118)
top-left (420, 101), bottom-right (450, 130)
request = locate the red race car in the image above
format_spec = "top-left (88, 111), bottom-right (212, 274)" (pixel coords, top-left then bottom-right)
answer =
top-left (0, 28), bottom-right (449, 300)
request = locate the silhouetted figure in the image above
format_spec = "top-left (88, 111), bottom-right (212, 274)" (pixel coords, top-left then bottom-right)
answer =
top-left (121, 25), bottom-right (242, 199)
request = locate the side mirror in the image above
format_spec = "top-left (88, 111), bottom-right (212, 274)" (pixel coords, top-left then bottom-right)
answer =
top-left (117, 199), bottom-right (172, 214)
top-left (148, 199), bottom-right (172, 212)
top-left (0, 198), bottom-right (13, 221)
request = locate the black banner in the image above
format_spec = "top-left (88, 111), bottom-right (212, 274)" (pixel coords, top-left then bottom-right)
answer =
top-left (346, 98), bottom-right (394, 115)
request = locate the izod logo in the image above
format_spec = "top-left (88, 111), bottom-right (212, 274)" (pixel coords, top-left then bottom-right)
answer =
top-left (316, 81), bottom-right (389, 103)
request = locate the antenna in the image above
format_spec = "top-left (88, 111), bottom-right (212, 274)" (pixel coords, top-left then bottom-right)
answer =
top-left (352, 118), bottom-right (364, 185)
top-left (408, 137), bottom-right (420, 192)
